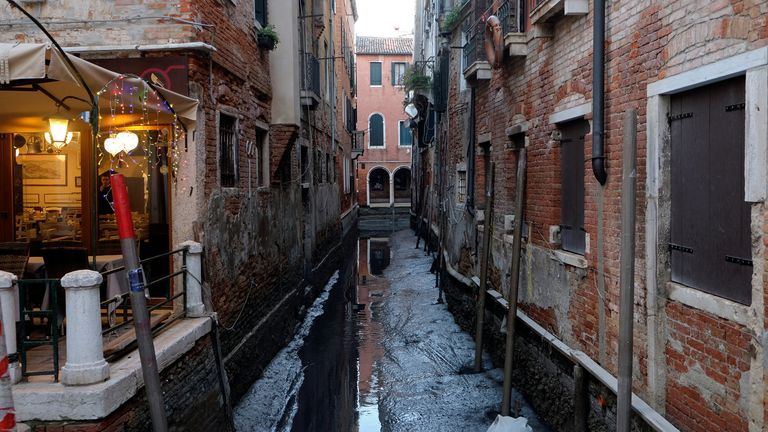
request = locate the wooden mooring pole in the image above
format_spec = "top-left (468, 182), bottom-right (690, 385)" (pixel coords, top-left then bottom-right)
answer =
top-left (501, 147), bottom-right (526, 416)
top-left (473, 163), bottom-right (495, 372)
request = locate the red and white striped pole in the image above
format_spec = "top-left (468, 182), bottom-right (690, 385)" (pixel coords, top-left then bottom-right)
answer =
top-left (0, 317), bottom-right (16, 432)
top-left (111, 173), bottom-right (168, 432)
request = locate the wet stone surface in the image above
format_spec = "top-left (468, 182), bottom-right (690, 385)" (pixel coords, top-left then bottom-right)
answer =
top-left (234, 230), bottom-right (549, 431)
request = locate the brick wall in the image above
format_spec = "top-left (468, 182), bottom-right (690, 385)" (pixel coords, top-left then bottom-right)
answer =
top-left (429, 0), bottom-right (768, 430)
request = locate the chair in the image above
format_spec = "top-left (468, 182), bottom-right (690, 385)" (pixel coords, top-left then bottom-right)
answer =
top-left (41, 246), bottom-right (90, 329)
top-left (0, 241), bottom-right (30, 279)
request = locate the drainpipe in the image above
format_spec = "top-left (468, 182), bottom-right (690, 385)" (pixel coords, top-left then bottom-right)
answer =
top-left (591, 0), bottom-right (606, 185)
top-left (467, 87), bottom-right (476, 210)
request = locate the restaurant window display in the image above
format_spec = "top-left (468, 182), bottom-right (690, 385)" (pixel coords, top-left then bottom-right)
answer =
top-left (12, 132), bottom-right (84, 250)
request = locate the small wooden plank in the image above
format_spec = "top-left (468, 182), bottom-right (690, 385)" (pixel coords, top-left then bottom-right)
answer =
top-left (103, 311), bottom-right (171, 357)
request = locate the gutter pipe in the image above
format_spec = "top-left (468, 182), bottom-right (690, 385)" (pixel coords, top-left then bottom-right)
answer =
top-left (592, 0), bottom-right (607, 184)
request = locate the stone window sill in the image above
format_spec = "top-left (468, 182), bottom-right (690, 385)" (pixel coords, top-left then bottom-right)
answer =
top-left (530, 0), bottom-right (588, 25)
top-left (666, 282), bottom-right (750, 326)
top-left (551, 249), bottom-right (588, 268)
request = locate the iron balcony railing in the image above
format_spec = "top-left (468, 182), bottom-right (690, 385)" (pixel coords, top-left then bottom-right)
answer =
top-left (462, 0), bottom-right (524, 71)
top-left (302, 53), bottom-right (321, 96)
top-left (17, 246), bottom-right (192, 381)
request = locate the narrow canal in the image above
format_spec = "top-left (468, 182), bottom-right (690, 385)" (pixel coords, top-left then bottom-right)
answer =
top-left (234, 230), bottom-right (549, 431)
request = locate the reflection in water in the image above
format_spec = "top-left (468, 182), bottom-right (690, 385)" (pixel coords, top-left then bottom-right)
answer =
top-left (289, 236), bottom-right (390, 432)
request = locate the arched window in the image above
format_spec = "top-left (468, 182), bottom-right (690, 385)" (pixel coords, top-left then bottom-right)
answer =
top-left (369, 114), bottom-right (384, 147)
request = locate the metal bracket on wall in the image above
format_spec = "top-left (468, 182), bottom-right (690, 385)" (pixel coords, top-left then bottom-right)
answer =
top-left (668, 243), bottom-right (693, 254)
top-left (667, 112), bottom-right (693, 123)
top-left (725, 255), bottom-right (753, 266)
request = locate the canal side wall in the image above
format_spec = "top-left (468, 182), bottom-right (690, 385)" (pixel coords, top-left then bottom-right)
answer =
top-left (441, 271), bottom-right (655, 432)
top-left (26, 329), bottom-right (228, 432)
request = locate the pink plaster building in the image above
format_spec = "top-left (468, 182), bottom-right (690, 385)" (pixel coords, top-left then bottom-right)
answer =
top-left (355, 36), bottom-right (413, 208)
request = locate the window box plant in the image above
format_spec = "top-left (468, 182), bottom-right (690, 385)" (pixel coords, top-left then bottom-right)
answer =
top-left (257, 25), bottom-right (279, 50)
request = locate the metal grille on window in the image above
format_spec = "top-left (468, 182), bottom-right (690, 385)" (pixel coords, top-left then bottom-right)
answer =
top-left (219, 114), bottom-right (238, 188)
top-left (457, 170), bottom-right (467, 204)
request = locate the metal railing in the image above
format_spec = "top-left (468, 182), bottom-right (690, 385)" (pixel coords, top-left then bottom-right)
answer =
top-left (16, 246), bottom-right (191, 381)
top-left (302, 53), bottom-right (321, 96)
top-left (462, 0), bottom-right (523, 71)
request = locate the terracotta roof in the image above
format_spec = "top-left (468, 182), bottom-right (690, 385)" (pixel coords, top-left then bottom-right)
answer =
top-left (356, 36), bottom-right (413, 55)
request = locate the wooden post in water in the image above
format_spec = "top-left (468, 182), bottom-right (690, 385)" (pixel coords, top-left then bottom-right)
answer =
top-left (473, 163), bottom-right (495, 372)
top-left (501, 147), bottom-right (526, 416)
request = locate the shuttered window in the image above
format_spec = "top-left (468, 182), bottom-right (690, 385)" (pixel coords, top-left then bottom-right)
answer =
top-left (559, 119), bottom-right (589, 255)
top-left (670, 76), bottom-right (750, 305)
top-left (392, 62), bottom-right (406, 86)
top-left (370, 62), bottom-right (382, 86)
top-left (369, 114), bottom-right (384, 147)
top-left (398, 120), bottom-right (412, 146)
top-left (254, 0), bottom-right (267, 25)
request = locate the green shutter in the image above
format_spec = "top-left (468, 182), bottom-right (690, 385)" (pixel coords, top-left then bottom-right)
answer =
top-left (400, 121), bottom-right (412, 145)
top-left (391, 62), bottom-right (396, 85)
top-left (370, 62), bottom-right (381, 86)
top-left (370, 114), bottom-right (383, 146)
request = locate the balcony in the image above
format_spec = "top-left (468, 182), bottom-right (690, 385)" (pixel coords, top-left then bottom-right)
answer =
top-left (462, 0), bottom-right (526, 80)
top-left (301, 53), bottom-right (321, 109)
top-left (352, 130), bottom-right (365, 159)
top-left (529, 0), bottom-right (588, 26)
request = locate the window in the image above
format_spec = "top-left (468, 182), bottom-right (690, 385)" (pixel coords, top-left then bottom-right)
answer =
top-left (324, 41), bottom-right (330, 101)
top-left (255, 127), bottom-right (269, 187)
top-left (370, 62), bottom-right (382, 86)
top-left (669, 76), bottom-right (750, 304)
top-left (219, 113), bottom-right (239, 187)
top-left (456, 166), bottom-right (467, 204)
top-left (398, 120), bottom-right (412, 146)
top-left (392, 62), bottom-right (407, 86)
top-left (369, 113), bottom-right (384, 147)
top-left (254, 0), bottom-right (267, 25)
top-left (343, 157), bottom-right (351, 193)
top-left (559, 119), bottom-right (589, 255)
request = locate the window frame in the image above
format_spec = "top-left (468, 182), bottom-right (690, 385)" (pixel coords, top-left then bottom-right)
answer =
top-left (254, 0), bottom-right (267, 26)
top-left (398, 120), bottom-right (412, 147)
top-left (218, 112), bottom-right (240, 188)
top-left (369, 61), bottom-right (382, 87)
top-left (368, 112), bottom-right (385, 148)
top-left (392, 62), bottom-right (407, 86)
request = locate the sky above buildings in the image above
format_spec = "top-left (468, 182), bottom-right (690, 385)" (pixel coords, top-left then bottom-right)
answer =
top-left (355, 0), bottom-right (416, 37)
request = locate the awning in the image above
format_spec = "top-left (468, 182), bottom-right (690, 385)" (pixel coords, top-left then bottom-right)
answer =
top-left (0, 42), bottom-right (198, 131)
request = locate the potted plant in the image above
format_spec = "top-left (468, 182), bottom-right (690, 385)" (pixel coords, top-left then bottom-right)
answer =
top-left (440, 1), bottom-right (467, 34)
top-left (257, 25), bottom-right (279, 50)
top-left (403, 64), bottom-right (433, 94)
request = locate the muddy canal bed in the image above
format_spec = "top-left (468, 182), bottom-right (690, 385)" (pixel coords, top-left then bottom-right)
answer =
top-left (234, 230), bottom-right (548, 431)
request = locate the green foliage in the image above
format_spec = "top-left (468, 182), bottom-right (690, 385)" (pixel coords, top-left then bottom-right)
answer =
top-left (403, 63), bottom-right (433, 94)
top-left (440, 1), bottom-right (467, 32)
top-left (257, 24), bottom-right (280, 45)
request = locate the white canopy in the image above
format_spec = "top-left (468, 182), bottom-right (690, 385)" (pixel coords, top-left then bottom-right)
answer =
top-left (0, 42), bottom-right (198, 132)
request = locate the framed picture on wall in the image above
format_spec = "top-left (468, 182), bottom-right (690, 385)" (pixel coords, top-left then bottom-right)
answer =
top-left (20, 154), bottom-right (67, 186)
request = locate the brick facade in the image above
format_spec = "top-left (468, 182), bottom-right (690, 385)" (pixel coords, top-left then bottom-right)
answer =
top-left (415, 0), bottom-right (768, 430)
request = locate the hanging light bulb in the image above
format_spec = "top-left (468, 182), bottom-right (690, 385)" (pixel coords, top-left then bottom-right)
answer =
top-left (104, 134), bottom-right (123, 156)
top-left (117, 131), bottom-right (139, 153)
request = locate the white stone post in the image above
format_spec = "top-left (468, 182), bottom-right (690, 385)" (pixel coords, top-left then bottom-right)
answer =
top-left (178, 241), bottom-right (205, 318)
top-left (60, 270), bottom-right (109, 386)
top-left (0, 271), bottom-right (20, 384)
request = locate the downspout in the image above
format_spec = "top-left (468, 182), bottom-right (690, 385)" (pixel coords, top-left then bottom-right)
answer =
top-left (467, 86), bottom-right (476, 211)
top-left (591, 0), bottom-right (606, 185)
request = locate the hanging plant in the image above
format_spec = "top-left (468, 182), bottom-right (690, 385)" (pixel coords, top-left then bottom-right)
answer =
top-left (440, 1), bottom-right (467, 33)
top-left (403, 63), bottom-right (433, 95)
top-left (257, 25), bottom-right (280, 50)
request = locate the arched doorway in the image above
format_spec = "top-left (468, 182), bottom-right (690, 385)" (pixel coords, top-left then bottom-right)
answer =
top-left (393, 167), bottom-right (411, 204)
top-left (368, 167), bottom-right (390, 205)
